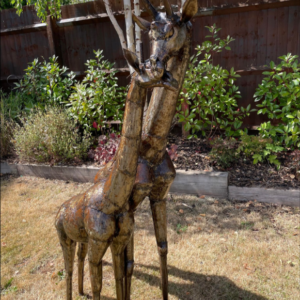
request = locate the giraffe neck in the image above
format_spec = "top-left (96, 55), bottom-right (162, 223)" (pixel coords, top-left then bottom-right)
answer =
top-left (102, 76), bottom-right (146, 211)
top-left (140, 33), bottom-right (192, 165)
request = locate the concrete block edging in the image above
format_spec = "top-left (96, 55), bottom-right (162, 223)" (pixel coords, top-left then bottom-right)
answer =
top-left (1, 162), bottom-right (299, 207)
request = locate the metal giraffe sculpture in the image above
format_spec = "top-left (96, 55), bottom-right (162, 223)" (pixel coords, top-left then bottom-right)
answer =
top-left (103, 0), bottom-right (198, 299)
top-left (55, 48), bottom-right (178, 300)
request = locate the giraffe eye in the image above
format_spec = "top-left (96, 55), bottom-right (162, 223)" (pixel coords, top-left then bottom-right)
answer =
top-left (165, 28), bottom-right (174, 39)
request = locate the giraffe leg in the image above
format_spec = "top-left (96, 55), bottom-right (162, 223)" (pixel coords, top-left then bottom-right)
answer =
top-left (124, 159), bottom-right (153, 299)
top-left (59, 237), bottom-right (76, 300)
top-left (77, 242), bottom-right (88, 296)
top-left (111, 211), bottom-right (134, 300)
top-left (150, 152), bottom-right (176, 300)
top-left (56, 215), bottom-right (77, 300)
top-left (124, 233), bottom-right (134, 300)
top-left (88, 239), bottom-right (110, 300)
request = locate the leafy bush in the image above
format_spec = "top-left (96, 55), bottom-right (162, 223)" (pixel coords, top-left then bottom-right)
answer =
top-left (0, 108), bottom-right (15, 158)
top-left (13, 107), bottom-right (92, 164)
top-left (177, 24), bottom-right (252, 139)
top-left (66, 50), bottom-right (126, 132)
top-left (0, 90), bottom-right (33, 121)
top-left (209, 136), bottom-right (238, 168)
top-left (88, 133), bottom-right (120, 165)
top-left (254, 53), bottom-right (300, 148)
top-left (14, 56), bottom-right (76, 109)
top-left (237, 134), bottom-right (283, 167)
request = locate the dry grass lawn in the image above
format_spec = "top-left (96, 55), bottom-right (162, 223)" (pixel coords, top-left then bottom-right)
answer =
top-left (1, 175), bottom-right (299, 300)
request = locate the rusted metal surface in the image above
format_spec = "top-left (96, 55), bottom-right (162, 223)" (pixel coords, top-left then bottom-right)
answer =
top-left (0, 0), bottom-right (299, 127)
top-left (56, 42), bottom-right (179, 299)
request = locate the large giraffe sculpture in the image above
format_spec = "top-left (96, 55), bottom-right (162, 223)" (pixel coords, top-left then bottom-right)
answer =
top-left (116, 0), bottom-right (198, 299)
top-left (55, 48), bottom-right (178, 300)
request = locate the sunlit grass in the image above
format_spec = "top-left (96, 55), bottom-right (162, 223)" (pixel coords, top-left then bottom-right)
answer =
top-left (1, 175), bottom-right (299, 299)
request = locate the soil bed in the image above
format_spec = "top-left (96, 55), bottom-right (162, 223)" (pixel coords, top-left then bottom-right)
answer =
top-left (4, 135), bottom-right (299, 190)
top-left (167, 135), bottom-right (300, 190)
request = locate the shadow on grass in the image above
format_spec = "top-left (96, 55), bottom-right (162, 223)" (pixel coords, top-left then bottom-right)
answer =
top-left (133, 196), bottom-right (290, 237)
top-left (134, 263), bottom-right (268, 300)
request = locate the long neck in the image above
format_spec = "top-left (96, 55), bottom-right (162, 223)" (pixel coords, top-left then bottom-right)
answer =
top-left (140, 33), bottom-right (192, 165)
top-left (102, 75), bottom-right (146, 210)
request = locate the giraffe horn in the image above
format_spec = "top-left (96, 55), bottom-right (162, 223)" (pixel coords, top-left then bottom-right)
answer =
top-left (142, 0), bottom-right (158, 19)
top-left (162, 0), bottom-right (173, 18)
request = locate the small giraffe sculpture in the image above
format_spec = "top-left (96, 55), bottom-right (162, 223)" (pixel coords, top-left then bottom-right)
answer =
top-left (103, 1), bottom-right (198, 299)
top-left (55, 48), bottom-right (178, 300)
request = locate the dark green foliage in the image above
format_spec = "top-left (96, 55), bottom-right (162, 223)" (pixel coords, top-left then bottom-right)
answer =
top-left (14, 56), bottom-right (76, 109)
top-left (177, 24), bottom-right (253, 139)
top-left (254, 53), bottom-right (300, 148)
top-left (65, 50), bottom-right (126, 132)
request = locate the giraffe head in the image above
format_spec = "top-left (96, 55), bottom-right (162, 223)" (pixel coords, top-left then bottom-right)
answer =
top-left (133, 0), bottom-right (198, 76)
top-left (123, 48), bottom-right (178, 91)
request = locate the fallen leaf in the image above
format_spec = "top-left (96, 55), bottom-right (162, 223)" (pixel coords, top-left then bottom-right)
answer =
top-left (198, 227), bottom-right (202, 231)
top-left (214, 200), bottom-right (219, 204)
top-left (179, 209), bottom-right (184, 214)
top-left (200, 195), bottom-right (205, 199)
top-left (243, 263), bottom-right (252, 270)
top-left (293, 233), bottom-right (298, 236)
top-left (290, 174), bottom-right (295, 179)
top-left (220, 238), bottom-right (226, 242)
top-left (199, 214), bottom-right (206, 217)
top-left (2, 242), bottom-right (7, 247)
top-left (26, 198), bottom-right (31, 201)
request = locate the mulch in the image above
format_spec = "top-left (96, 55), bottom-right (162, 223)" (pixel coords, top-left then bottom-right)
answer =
top-left (167, 135), bottom-right (300, 190)
top-left (3, 135), bottom-right (299, 190)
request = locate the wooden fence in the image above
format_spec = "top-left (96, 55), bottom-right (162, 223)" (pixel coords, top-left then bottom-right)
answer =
top-left (1, 0), bottom-right (299, 127)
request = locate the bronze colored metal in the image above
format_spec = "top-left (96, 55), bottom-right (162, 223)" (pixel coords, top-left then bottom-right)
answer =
top-left (55, 47), bottom-right (178, 300)
top-left (123, 1), bottom-right (199, 299)
top-left (56, 1), bottom-right (197, 299)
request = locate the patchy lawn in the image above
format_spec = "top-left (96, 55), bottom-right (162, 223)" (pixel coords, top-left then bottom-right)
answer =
top-left (1, 175), bottom-right (299, 300)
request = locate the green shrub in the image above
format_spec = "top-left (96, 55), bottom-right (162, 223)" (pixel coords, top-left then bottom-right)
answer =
top-left (0, 89), bottom-right (37, 122)
top-left (0, 112), bottom-right (15, 158)
top-left (13, 107), bottom-right (92, 164)
top-left (254, 53), bottom-right (300, 148)
top-left (177, 24), bottom-right (252, 139)
top-left (14, 56), bottom-right (76, 109)
top-left (237, 134), bottom-right (283, 167)
top-left (66, 50), bottom-right (126, 132)
top-left (209, 136), bottom-right (238, 168)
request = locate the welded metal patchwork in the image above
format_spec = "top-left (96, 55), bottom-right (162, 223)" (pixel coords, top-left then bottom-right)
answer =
top-left (55, 1), bottom-right (198, 299)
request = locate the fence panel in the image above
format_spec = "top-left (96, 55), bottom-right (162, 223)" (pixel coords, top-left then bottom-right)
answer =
top-left (0, 0), bottom-right (299, 127)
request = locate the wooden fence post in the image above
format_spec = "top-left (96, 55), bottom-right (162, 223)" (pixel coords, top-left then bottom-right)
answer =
top-left (46, 16), bottom-right (63, 65)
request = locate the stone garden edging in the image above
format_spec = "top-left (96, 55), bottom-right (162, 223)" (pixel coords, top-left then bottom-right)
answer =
top-left (1, 162), bottom-right (299, 207)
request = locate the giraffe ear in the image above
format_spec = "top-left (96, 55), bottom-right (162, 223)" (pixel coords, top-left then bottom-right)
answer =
top-left (181, 0), bottom-right (198, 23)
top-left (133, 14), bottom-right (151, 31)
top-left (123, 48), bottom-right (140, 73)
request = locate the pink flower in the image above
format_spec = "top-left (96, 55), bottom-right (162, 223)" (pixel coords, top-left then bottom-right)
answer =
top-left (211, 88), bottom-right (214, 91)
top-left (92, 121), bottom-right (98, 129)
top-left (237, 108), bottom-right (240, 112)
top-left (198, 92), bottom-right (201, 95)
